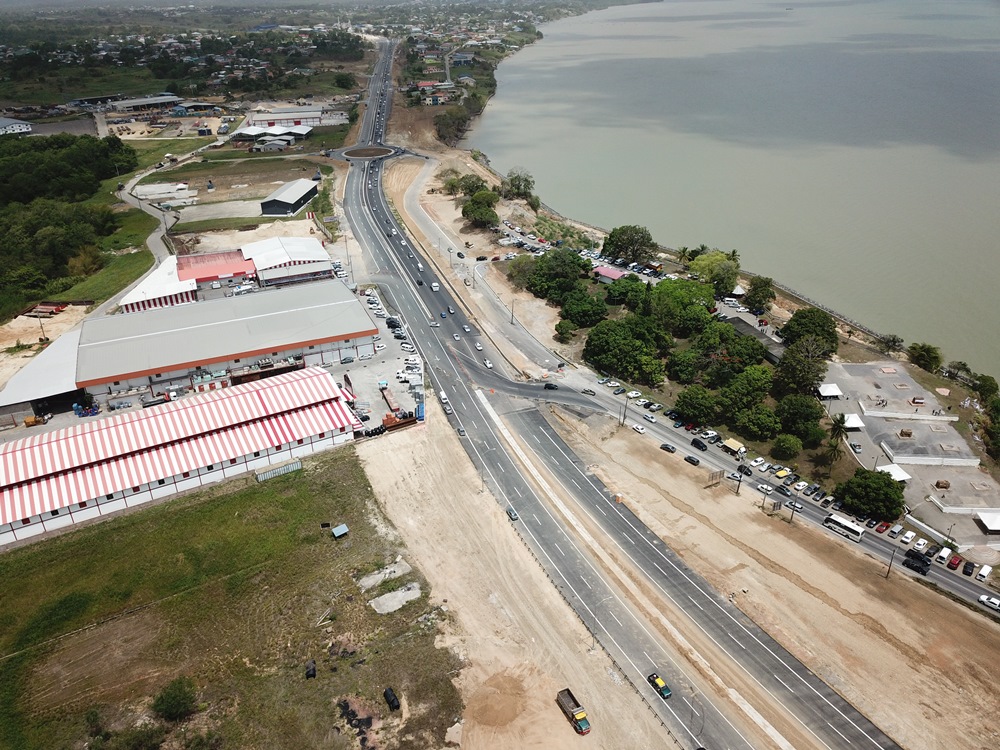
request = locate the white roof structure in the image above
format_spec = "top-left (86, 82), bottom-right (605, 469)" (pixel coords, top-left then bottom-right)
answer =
top-left (240, 237), bottom-right (329, 270)
top-left (0, 367), bottom-right (359, 526)
top-left (75, 281), bottom-right (374, 387)
top-left (877, 464), bottom-right (912, 482)
top-left (843, 413), bottom-right (865, 429)
top-left (732, 284), bottom-right (746, 296)
top-left (232, 125), bottom-right (266, 137)
top-left (120, 257), bottom-right (197, 307)
top-left (818, 383), bottom-right (844, 398)
top-left (262, 179), bottom-right (316, 207)
top-left (975, 511), bottom-right (1000, 533)
top-left (0, 328), bottom-right (82, 407)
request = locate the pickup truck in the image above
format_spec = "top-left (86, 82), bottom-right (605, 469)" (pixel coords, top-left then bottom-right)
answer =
top-left (556, 688), bottom-right (590, 735)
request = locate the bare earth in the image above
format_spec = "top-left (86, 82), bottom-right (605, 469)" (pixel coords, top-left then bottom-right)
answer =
top-left (355, 413), bottom-right (669, 750)
top-left (0, 305), bottom-right (89, 391)
top-left (373, 115), bottom-right (1000, 749)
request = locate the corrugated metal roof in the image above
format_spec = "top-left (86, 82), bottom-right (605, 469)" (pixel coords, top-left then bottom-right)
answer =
top-left (120, 256), bottom-right (197, 306)
top-left (0, 328), bottom-right (82, 407)
top-left (0, 367), bottom-right (359, 525)
top-left (262, 179), bottom-right (317, 206)
top-left (240, 236), bottom-right (329, 270)
top-left (75, 281), bottom-right (375, 386)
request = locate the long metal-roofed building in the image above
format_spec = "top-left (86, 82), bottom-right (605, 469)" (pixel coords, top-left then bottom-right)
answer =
top-left (112, 94), bottom-right (183, 112)
top-left (0, 281), bottom-right (377, 420)
top-left (261, 179), bottom-right (318, 216)
top-left (0, 367), bottom-right (361, 550)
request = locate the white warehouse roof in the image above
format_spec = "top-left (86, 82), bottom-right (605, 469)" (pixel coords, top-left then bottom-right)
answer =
top-left (120, 256), bottom-right (197, 307)
top-left (240, 237), bottom-right (329, 270)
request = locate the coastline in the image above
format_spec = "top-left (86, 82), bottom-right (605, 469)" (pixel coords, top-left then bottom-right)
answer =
top-left (457, 2), bottom-right (1000, 382)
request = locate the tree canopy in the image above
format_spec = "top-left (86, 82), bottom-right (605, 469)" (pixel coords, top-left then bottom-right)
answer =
top-left (583, 318), bottom-right (665, 385)
top-left (907, 342), bottom-right (943, 373)
top-left (603, 224), bottom-right (657, 266)
top-left (743, 276), bottom-right (776, 312)
top-left (780, 307), bottom-right (839, 356)
top-left (835, 468), bottom-right (906, 522)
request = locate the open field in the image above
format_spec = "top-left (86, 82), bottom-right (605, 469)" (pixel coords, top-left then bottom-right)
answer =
top-left (50, 249), bottom-right (154, 307)
top-left (0, 448), bottom-right (461, 750)
top-left (0, 68), bottom-right (173, 106)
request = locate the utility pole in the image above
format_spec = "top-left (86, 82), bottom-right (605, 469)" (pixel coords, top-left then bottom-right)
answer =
top-left (510, 299), bottom-right (515, 326)
top-left (885, 547), bottom-right (897, 578)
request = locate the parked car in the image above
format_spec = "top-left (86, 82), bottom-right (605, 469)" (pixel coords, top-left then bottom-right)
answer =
top-left (750, 457), bottom-right (765, 467)
top-left (757, 462), bottom-right (772, 473)
top-left (776, 486), bottom-right (792, 497)
top-left (926, 544), bottom-right (942, 559)
top-left (634, 399), bottom-right (650, 407)
top-left (627, 390), bottom-right (642, 398)
top-left (738, 465), bottom-right (753, 476)
top-left (876, 522), bottom-right (891, 533)
top-left (913, 538), bottom-right (928, 551)
top-left (757, 484), bottom-right (773, 495)
top-left (613, 387), bottom-right (627, 395)
top-left (850, 442), bottom-right (863, 454)
top-left (793, 481), bottom-right (809, 492)
top-left (648, 403), bottom-right (664, 412)
top-left (606, 380), bottom-right (620, 388)
top-left (947, 555), bottom-right (962, 570)
top-left (643, 414), bottom-right (657, 423)
top-left (903, 557), bottom-right (930, 576)
top-left (963, 561), bottom-right (976, 576)
top-left (865, 518), bottom-right (879, 528)
top-left (582, 388), bottom-right (596, 396)
top-left (979, 594), bottom-right (1000, 612)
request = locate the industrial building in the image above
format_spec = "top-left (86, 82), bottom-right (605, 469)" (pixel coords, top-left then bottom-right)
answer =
top-left (112, 94), bottom-right (183, 112)
top-left (0, 367), bottom-right (361, 550)
top-left (261, 179), bottom-right (318, 216)
top-left (0, 281), bottom-right (377, 424)
top-left (120, 237), bottom-right (333, 313)
top-left (0, 117), bottom-right (32, 136)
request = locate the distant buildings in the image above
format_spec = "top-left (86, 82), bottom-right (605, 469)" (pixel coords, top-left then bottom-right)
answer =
top-left (0, 117), bottom-right (31, 136)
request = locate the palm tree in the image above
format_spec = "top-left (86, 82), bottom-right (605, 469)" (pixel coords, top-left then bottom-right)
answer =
top-left (691, 243), bottom-right (710, 260)
top-left (726, 248), bottom-right (740, 263)
top-left (825, 437), bottom-right (844, 464)
top-left (829, 412), bottom-right (849, 444)
top-left (675, 246), bottom-right (690, 265)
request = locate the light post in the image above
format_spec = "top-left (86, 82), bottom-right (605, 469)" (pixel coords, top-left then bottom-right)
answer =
top-left (620, 395), bottom-right (632, 427)
top-left (510, 298), bottom-right (515, 326)
top-left (736, 463), bottom-right (745, 495)
top-left (448, 246), bottom-right (453, 268)
top-left (885, 547), bottom-right (897, 579)
top-left (872, 455), bottom-right (879, 471)
top-left (947, 522), bottom-right (956, 543)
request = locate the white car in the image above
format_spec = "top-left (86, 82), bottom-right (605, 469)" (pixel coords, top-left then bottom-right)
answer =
top-left (400, 343), bottom-right (415, 353)
top-left (757, 484), bottom-right (773, 495)
top-left (374, 344), bottom-right (386, 352)
top-left (359, 353), bottom-right (373, 360)
top-left (632, 424), bottom-right (646, 434)
top-left (462, 325), bottom-right (471, 332)
top-left (793, 481), bottom-right (809, 492)
top-left (606, 381), bottom-right (620, 388)
top-left (453, 334), bottom-right (460, 341)
top-left (474, 342), bottom-right (483, 351)
top-left (700, 430), bottom-right (718, 439)
top-left (484, 359), bottom-right (493, 369)
top-left (643, 414), bottom-right (656, 423)
top-left (429, 322), bottom-right (440, 327)
top-left (749, 457), bottom-right (765, 467)
top-left (979, 595), bottom-right (1000, 613)
top-left (913, 538), bottom-right (928, 551)
top-left (757, 462), bottom-right (772, 473)
top-left (726, 472), bottom-right (741, 481)
top-left (627, 390), bottom-right (642, 399)
top-left (634, 399), bottom-right (650, 407)
top-left (648, 403), bottom-right (664, 412)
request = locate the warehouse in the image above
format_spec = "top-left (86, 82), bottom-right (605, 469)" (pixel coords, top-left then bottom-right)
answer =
top-left (0, 281), bottom-right (377, 420)
top-left (0, 367), bottom-right (360, 550)
top-left (261, 179), bottom-right (318, 216)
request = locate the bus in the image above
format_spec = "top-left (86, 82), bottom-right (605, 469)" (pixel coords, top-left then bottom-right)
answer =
top-left (823, 513), bottom-right (865, 543)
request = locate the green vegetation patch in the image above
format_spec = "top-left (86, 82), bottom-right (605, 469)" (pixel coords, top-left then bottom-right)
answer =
top-left (50, 249), bottom-right (153, 305)
top-left (171, 216), bottom-right (282, 233)
top-left (0, 448), bottom-right (461, 750)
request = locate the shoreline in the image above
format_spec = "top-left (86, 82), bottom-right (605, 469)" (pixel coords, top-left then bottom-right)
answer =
top-left (456, 5), bottom-right (998, 382)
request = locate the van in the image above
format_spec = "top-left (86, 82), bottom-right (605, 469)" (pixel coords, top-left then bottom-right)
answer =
top-left (935, 546), bottom-right (952, 564)
top-left (888, 524), bottom-right (904, 539)
top-left (439, 390), bottom-right (449, 404)
top-left (899, 530), bottom-right (916, 545)
top-left (417, 263), bottom-right (424, 272)
top-left (976, 565), bottom-right (992, 582)
top-left (723, 297), bottom-right (738, 307)
top-left (430, 282), bottom-right (440, 292)
top-left (691, 437), bottom-right (708, 451)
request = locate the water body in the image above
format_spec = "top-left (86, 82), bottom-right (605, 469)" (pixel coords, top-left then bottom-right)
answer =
top-left (465, 0), bottom-right (1000, 375)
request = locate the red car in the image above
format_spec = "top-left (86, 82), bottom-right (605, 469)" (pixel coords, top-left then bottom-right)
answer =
top-left (685, 423), bottom-right (697, 431)
top-left (947, 555), bottom-right (962, 570)
top-left (875, 522), bottom-right (891, 533)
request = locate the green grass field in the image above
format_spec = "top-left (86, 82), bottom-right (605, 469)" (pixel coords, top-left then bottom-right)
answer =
top-left (51, 249), bottom-right (154, 306)
top-left (171, 217), bottom-right (282, 233)
top-left (0, 448), bottom-right (460, 750)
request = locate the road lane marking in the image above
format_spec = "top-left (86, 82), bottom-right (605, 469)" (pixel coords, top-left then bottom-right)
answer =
top-left (686, 595), bottom-right (704, 611)
top-left (610, 611), bottom-right (622, 627)
top-left (554, 542), bottom-right (565, 557)
top-left (683, 698), bottom-right (700, 716)
top-left (774, 674), bottom-right (794, 693)
top-left (728, 634), bottom-right (746, 649)
top-left (828, 722), bottom-right (852, 744)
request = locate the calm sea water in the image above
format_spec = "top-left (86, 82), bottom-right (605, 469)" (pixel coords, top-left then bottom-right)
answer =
top-left (465, 0), bottom-right (1000, 375)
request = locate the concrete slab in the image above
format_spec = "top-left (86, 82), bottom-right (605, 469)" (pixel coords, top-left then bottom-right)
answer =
top-left (357, 558), bottom-right (412, 592)
top-left (369, 582), bottom-right (421, 614)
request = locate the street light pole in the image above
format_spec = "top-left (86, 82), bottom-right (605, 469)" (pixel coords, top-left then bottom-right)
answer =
top-left (736, 464), bottom-right (744, 495)
top-left (885, 547), bottom-right (897, 578)
top-left (510, 299), bottom-right (515, 326)
top-left (872, 455), bottom-right (879, 470)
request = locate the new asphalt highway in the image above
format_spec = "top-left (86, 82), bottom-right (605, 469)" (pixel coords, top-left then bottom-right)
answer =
top-left (340, 41), bottom-right (906, 750)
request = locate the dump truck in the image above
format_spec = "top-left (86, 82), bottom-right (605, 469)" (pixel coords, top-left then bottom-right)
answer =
top-left (556, 688), bottom-right (591, 735)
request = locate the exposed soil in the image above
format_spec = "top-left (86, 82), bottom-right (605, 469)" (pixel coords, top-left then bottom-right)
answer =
top-left (0, 305), bottom-right (90, 391)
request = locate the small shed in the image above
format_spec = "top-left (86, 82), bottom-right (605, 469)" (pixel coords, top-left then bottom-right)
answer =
top-left (331, 523), bottom-right (349, 539)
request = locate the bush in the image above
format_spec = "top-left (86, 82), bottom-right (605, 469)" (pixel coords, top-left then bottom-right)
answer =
top-left (771, 434), bottom-right (803, 461)
top-left (151, 676), bottom-right (197, 722)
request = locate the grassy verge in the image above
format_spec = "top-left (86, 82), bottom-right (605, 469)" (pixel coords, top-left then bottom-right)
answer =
top-left (138, 156), bottom-right (323, 183)
top-left (0, 448), bottom-right (461, 750)
top-left (172, 216), bottom-right (282, 233)
top-left (50, 250), bottom-right (154, 305)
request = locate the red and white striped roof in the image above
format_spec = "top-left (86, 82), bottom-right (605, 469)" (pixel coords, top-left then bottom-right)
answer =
top-left (0, 368), bottom-right (359, 525)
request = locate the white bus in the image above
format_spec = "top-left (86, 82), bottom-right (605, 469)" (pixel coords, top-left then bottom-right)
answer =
top-left (823, 513), bottom-right (865, 543)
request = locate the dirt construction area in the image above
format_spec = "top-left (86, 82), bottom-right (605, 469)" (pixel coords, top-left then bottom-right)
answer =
top-left (0, 305), bottom-right (89, 392)
top-left (370, 117), bottom-right (1000, 748)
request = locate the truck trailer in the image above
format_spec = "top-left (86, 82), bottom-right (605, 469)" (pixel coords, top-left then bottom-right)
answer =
top-left (556, 688), bottom-right (591, 735)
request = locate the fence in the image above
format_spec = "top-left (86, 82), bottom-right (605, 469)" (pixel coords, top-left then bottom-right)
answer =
top-left (255, 460), bottom-right (302, 482)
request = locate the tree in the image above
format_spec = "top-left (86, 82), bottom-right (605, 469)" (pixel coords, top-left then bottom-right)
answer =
top-left (505, 254), bottom-right (537, 289)
top-left (605, 274), bottom-right (646, 309)
top-left (456, 173), bottom-right (487, 196)
top-left (500, 167), bottom-right (534, 199)
top-left (674, 385), bottom-right (717, 425)
top-left (675, 246), bottom-right (691, 265)
top-left (461, 190), bottom-right (499, 228)
top-left (945, 361), bottom-right (972, 379)
top-left (974, 374), bottom-right (999, 401)
top-left (718, 365), bottom-right (772, 415)
top-left (907, 342), bottom-right (943, 373)
top-left (554, 319), bottom-right (577, 343)
top-left (733, 405), bottom-right (781, 441)
top-left (560, 289), bottom-right (607, 328)
top-left (583, 319), bottom-right (664, 385)
top-left (525, 247), bottom-right (589, 303)
top-left (687, 250), bottom-right (733, 285)
top-left (667, 348), bottom-right (703, 385)
top-left (771, 434), bottom-right (803, 461)
top-left (151, 676), bottom-right (197, 722)
top-left (772, 338), bottom-right (829, 396)
top-left (829, 412), bottom-right (849, 444)
top-left (743, 276), bottom-right (776, 312)
top-left (776, 394), bottom-right (825, 439)
top-left (877, 333), bottom-right (904, 354)
top-left (603, 224), bottom-right (657, 266)
top-left (835, 468), bottom-right (905, 522)
top-left (650, 278), bottom-right (714, 333)
top-left (780, 308), bottom-right (838, 355)
top-left (825, 436), bottom-right (845, 464)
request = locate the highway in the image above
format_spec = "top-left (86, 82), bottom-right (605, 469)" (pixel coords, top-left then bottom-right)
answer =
top-left (342, 40), bottom-right (910, 750)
